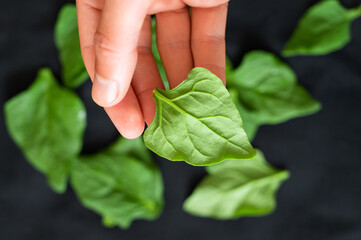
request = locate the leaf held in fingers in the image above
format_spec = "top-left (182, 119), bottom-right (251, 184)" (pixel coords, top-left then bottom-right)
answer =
top-left (282, 0), bottom-right (361, 56)
top-left (143, 67), bottom-right (256, 166)
top-left (4, 68), bottom-right (86, 193)
top-left (232, 51), bottom-right (321, 126)
top-left (55, 4), bottom-right (89, 88)
top-left (183, 150), bottom-right (290, 219)
top-left (71, 137), bottom-right (164, 229)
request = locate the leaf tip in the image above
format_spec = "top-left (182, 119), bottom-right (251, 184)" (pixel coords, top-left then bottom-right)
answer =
top-left (102, 216), bottom-right (117, 228)
top-left (48, 179), bottom-right (67, 194)
top-left (281, 48), bottom-right (295, 58)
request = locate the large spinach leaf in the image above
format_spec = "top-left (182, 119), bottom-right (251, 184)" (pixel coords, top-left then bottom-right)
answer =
top-left (55, 4), bottom-right (89, 88)
top-left (283, 0), bottom-right (361, 56)
top-left (144, 67), bottom-right (256, 166)
top-left (71, 137), bottom-right (164, 229)
top-left (4, 68), bottom-right (86, 193)
top-left (183, 150), bottom-right (290, 219)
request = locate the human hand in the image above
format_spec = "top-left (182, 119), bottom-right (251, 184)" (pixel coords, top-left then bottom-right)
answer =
top-left (76, 0), bottom-right (228, 138)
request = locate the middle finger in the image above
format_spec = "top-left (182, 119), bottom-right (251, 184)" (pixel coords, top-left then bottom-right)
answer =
top-left (156, 7), bottom-right (193, 89)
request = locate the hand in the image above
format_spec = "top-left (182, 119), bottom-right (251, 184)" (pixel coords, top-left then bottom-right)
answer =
top-left (76, 0), bottom-right (228, 138)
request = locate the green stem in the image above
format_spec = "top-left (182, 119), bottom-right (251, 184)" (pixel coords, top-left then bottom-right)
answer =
top-left (347, 5), bottom-right (361, 21)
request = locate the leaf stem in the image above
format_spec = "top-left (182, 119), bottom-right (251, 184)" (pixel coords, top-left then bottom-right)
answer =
top-left (347, 5), bottom-right (361, 21)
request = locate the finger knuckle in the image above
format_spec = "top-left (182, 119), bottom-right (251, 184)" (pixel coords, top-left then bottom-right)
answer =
top-left (94, 31), bottom-right (121, 57)
top-left (158, 39), bottom-right (190, 51)
top-left (192, 34), bottom-right (225, 46)
top-left (80, 44), bottom-right (94, 55)
top-left (137, 45), bottom-right (153, 56)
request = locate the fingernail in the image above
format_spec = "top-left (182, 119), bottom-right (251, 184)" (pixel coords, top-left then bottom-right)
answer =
top-left (92, 74), bottom-right (118, 107)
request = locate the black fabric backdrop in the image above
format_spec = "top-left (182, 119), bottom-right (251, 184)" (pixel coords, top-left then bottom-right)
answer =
top-left (1, 0), bottom-right (361, 239)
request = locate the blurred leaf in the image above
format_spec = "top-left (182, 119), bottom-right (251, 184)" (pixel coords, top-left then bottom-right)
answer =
top-left (152, 18), bottom-right (170, 90)
top-left (231, 51), bottom-right (321, 130)
top-left (283, 0), bottom-right (361, 56)
top-left (183, 150), bottom-right (290, 219)
top-left (4, 68), bottom-right (86, 193)
top-left (229, 89), bottom-right (259, 141)
top-left (55, 4), bottom-right (89, 88)
top-left (71, 137), bottom-right (164, 229)
top-left (144, 67), bottom-right (256, 166)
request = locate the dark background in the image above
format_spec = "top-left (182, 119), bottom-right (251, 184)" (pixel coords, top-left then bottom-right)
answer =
top-left (1, 0), bottom-right (361, 239)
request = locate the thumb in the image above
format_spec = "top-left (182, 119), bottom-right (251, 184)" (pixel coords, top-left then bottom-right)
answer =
top-left (92, 0), bottom-right (152, 107)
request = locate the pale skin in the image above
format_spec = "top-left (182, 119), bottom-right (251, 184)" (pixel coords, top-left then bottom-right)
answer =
top-left (76, 0), bottom-right (229, 139)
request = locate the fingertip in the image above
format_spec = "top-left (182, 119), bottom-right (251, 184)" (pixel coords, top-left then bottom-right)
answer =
top-left (113, 111), bottom-right (145, 139)
top-left (136, 89), bottom-right (157, 127)
top-left (104, 87), bottom-right (145, 139)
top-left (143, 98), bottom-right (156, 127)
top-left (120, 123), bottom-right (145, 139)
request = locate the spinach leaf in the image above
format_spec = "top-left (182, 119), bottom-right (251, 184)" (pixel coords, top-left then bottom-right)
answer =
top-left (231, 51), bottom-right (321, 128)
top-left (183, 150), bottom-right (290, 219)
top-left (152, 18), bottom-right (169, 90)
top-left (71, 137), bottom-right (164, 229)
top-left (229, 89), bottom-right (259, 141)
top-left (55, 4), bottom-right (89, 88)
top-left (4, 68), bottom-right (86, 193)
top-left (283, 0), bottom-right (361, 56)
top-left (143, 67), bottom-right (256, 166)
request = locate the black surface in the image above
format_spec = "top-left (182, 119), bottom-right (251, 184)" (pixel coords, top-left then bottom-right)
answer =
top-left (1, 0), bottom-right (361, 239)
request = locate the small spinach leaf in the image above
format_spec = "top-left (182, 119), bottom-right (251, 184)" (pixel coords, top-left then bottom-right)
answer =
top-left (55, 4), bottom-right (89, 88)
top-left (144, 67), bottom-right (256, 166)
top-left (231, 51), bottom-right (321, 127)
top-left (183, 150), bottom-right (290, 219)
top-left (71, 137), bottom-right (164, 229)
top-left (283, 0), bottom-right (361, 56)
top-left (4, 68), bottom-right (86, 193)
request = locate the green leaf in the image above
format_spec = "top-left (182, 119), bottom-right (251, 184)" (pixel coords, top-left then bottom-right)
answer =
top-left (55, 4), bottom-right (89, 88)
top-left (229, 89), bottom-right (259, 141)
top-left (143, 67), bottom-right (256, 166)
top-left (151, 18), bottom-right (170, 90)
top-left (283, 0), bottom-right (361, 56)
top-left (4, 68), bottom-right (86, 193)
top-left (183, 149), bottom-right (290, 219)
top-left (71, 137), bottom-right (164, 229)
top-left (232, 51), bottom-right (321, 127)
